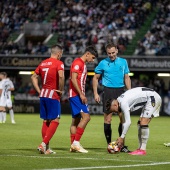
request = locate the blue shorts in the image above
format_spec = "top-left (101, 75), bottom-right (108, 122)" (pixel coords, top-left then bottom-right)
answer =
top-left (40, 97), bottom-right (61, 120)
top-left (69, 95), bottom-right (89, 118)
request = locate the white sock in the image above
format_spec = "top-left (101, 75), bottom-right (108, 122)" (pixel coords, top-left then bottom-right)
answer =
top-left (0, 112), bottom-right (3, 122)
top-left (140, 126), bottom-right (149, 150)
top-left (41, 142), bottom-right (46, 147)
top-left (9, 109), bottom-right (15, 122)
top-left (2, 112), bottom-right (6, 122)
top-left (73, 140), bottom-right (80, 145)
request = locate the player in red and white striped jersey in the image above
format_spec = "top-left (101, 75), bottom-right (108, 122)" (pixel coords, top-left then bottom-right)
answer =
top-left (31, 44), bottom-right (64, 154)
top-left (69, 45), bottom-right (98, 153)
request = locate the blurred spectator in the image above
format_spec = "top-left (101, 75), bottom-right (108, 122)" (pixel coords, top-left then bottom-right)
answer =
top-left (0, 0), bottom-right (160, 54)
top-left (135, 0), bottom-right (170, 56)
top-left (23, 41), bottom-right (33, 54)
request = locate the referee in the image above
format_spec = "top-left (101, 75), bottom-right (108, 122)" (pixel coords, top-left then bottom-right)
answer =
top-left (92, 42), bottom-right (131, 153)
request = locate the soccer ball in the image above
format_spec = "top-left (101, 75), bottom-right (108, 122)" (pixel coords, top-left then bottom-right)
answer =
top-left (107, 141), bottom-right (120, 154)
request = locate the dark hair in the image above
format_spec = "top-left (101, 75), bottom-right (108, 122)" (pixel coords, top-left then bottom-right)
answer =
top-left (85, 45), bottom-right (98, 58)
top-left (51, 44), bottom-right (63, 54)
top-left (105, 98), bottom-right (114, 111)
top-left (0, 72), bottom-right (7, 77)
top-left (105, 42), bottom-right (117, 50)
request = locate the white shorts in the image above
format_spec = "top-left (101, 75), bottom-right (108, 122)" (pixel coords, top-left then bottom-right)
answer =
top-left (6, 99), bottom-right (12, 108)
top-left (0, 96), bottom-right (7, 107)
top-left (140, 92), bottom-right (162, 118)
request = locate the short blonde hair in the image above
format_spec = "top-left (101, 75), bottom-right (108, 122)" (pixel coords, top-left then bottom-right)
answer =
top-left (105, 42), bottom-right (117, 50)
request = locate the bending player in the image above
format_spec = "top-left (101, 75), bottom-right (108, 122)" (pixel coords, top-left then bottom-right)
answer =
top-left (105, 87), bottom-right (162, 155)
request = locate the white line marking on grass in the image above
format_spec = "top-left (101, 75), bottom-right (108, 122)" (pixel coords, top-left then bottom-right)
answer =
top-left (41, 162), bottom-right (170, 170)
top-left (0, 155), bottom-right (153, 163)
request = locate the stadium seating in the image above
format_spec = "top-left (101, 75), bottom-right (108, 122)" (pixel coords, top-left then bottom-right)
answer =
top-left (0, 0), bottom-right (161, 55)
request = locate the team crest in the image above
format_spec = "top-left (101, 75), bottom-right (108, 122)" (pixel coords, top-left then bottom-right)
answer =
top-left (61, 64), bottom-right (64, 69)
top-left (151, 102), bottom-right (155, 107)
top-left (74, 65), bottom-right (79, 70)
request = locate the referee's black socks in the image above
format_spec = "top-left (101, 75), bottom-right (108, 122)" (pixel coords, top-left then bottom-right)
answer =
top-left (104, 123), bottom-right (112, 144)
top-left (118, 123), bottom-right (122, 137)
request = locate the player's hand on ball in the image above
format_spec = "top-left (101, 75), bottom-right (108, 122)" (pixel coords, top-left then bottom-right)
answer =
top-left (116, 137), bottom-right (124, 148)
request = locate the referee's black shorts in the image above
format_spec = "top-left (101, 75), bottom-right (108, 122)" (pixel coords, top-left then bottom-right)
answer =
top-left (103, 86), bottom-right (125, 114)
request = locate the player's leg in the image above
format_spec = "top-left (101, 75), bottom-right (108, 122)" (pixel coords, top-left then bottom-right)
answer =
top-left (69, 96), bottom-right (90, 153)
top-left (104, 112), bottom-right (112, 144)
top-left (137, 120), bottom-right (142, 149)
top-left (117, 110), bottom-right (123, 139)
top-left (0, 106), bottom-right (6, 123)
top-left (9, 107), bottom-right (16, 124)
top-left (75, 111), bottom-right (90, 141)
top-left (129, 117), bottom-right (150, 156)
top-left (140, 117), bottom-right (151, 150)
top-left (41, 120), bottom-right (50, 140)
top-left (0, 98), bottom-right (7, 123)
top-left (7, 99), bottom-right (16, 124)
top-left (70, 117), bottom-right (81, 144)
top-left (42, 118), bottom-right (59, 154)
top-left (0, 106), bottom-right (4, 123)
top-left (103, 87), bottom-right (113, 145)
top-left (0, 110), bottom-right (3, 123)
top-left (71, 111), bottom-right (90, 153)
top-left (69, 117), bottom-right (81, 152)
top-left (38, 98), bottom-right (60, 154)
top-left (129, 94), bottom-right (161, 155)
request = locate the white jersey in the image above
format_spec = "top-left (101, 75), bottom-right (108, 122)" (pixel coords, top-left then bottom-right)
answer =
top-left (0, 79), bottom-right (11, 106)
top-left (117, 87), bottom-right (162, 138)
top-left (6, 79), bottom-right (14, 100)
top-left (6, 79), bottom-right (14, 107)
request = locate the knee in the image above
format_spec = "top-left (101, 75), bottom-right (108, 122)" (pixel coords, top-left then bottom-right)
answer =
top-left (105, 117), bottom-right (112, 124)
top-left (86, 116), bottom-right (91, 123)
top-left (52, 118), bottom-right (60, 123)
top-left (83, 115), bottom-right (91, 123)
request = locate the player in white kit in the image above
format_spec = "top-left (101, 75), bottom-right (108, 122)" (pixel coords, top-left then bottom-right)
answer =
top-left (0, 72), bottom-right (15, 123)
top-left (6, 77), bottom-right (15, 124)
top-left (105, 87), bottom-right (162, 155)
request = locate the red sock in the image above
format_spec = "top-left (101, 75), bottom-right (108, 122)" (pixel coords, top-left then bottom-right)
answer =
top-left (75, 127), bottom-right (84, 141)
top-left (70, 134), bottom-right (76, 144)
top-left (43, 121), bottom-right (59, 144)
top-left (41, 121), bottom-right (50, 139)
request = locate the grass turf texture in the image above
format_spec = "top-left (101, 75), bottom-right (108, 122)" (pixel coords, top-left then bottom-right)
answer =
top-left (0, 114), bottom-right (170, 170)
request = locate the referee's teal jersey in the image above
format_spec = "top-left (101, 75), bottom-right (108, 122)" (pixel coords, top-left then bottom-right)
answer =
top-left (94, 57), bottom-right (130, 88)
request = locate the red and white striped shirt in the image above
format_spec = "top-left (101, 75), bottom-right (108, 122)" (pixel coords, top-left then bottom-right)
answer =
top-left (69, 58), bottom-right (87, 97)
top-left (35, 57), bottom-right (64, 100)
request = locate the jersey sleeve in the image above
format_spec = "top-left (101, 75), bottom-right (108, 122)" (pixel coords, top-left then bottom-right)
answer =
top-left (71, 60), bottom-right (83, 73)
top-left (35, 64), bottom-right (40, 75)
top-left (94, 60), bottom-right (103, 74)
top-left (57, 61), bottom-right (64, 71)
top-left (120, 103), bottom-right (131, 138)
top-left (124, 59), bottom-right (130, 74)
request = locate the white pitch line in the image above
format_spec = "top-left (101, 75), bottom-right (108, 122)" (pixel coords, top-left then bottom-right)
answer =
top-left (0, 154), bottom-right (153, 163)
top-left (42, 162), bottom-right (170, 170)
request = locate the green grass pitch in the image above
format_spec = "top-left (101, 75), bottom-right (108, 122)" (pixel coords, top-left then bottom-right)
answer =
top-left (0, 114), bottom-right (170, 170)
